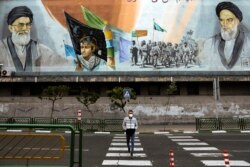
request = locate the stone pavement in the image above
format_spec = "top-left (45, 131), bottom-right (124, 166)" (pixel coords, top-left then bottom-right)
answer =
top-left (138, 124), bottom-right (196, 133)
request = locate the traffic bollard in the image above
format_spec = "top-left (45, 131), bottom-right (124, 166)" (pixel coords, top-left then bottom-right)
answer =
top-left (169, 149), bottom-right (174, 167)
top-left (77, 110), bottom-right (82, 130)
top-left (77, 110), bottom-right (82, 121)
top-left (223, 150), bottom-right (230, 167)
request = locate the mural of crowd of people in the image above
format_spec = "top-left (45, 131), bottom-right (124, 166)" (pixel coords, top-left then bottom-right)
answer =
top-left (130, 31), bottom-right (199, 69)
top-left (0, 0), bottom-right (250, 72)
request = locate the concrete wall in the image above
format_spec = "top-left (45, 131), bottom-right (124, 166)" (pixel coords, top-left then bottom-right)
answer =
top-left (1, 96), bottom-right (250, 124)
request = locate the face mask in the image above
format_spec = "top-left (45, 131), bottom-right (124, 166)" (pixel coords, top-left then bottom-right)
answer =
top-left (129, 114), bottom-right (133, 118)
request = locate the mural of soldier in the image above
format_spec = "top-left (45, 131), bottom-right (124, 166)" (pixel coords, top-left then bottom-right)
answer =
top-left (173, 43), bottom-right (180, 67)
top-left (140, 40), bottom-right (148, 68)
top-left (182, 42), bottom-right (191, 68)
top-left (201, 1), bottom-right (250, 70)
top-left (150, 41), bottom-right (161, 68)
top-left (146, 40), bottom-right (152, 64)
top-left (166, 42), bottom-right (174, 67)
top-left (0, 6), bottom-right (71, 72)
top-left (130, 40), bottom-right (139, 66)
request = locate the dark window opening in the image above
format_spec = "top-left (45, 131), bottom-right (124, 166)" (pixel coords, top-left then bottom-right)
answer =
top-left (30, 85), bottom-right (42, 96)
top-left (11, 86), bottom-right (22, 96)
top-left (148, 85), bottom-right (160, 95)
top-left (187, 83), bottom-right (199, 95)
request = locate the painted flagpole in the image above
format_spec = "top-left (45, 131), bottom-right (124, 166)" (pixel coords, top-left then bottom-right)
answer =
top-left (152, 18), bottom-right (155, 42)
top-left (103, 25), bottom-right (115, 69)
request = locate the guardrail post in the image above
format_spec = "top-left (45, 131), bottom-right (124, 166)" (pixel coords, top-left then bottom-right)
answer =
top-left (77, 120), bottom-right (81, 131)
top-left (102, 120), bottom-right (105, 131)
top-left (195, 118), bottom-right (199, 131)
top-left (240, 118), bottom-right (245, 130)
top-left (54, 117), bottom-right (57, 125)
top-left (99, 119), bottom-right (102, 131)
top-left (217, 118), bottom-right (222, 130)
top-left (79, 128), bottom-right (83, 167)
top-left (52, 117), bottom-right (55, 124)
top-left (30, 117), bottom-right (34, 124)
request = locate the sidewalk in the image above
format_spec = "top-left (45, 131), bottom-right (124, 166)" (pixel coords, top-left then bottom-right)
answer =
top-left (138, 124), bottom-right (196, 133)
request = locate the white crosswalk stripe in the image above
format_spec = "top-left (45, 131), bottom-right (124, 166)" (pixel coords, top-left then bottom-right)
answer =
top-left (102, 160), bottom-right (152, 166)
top-left (113, 136), bottom-right (139, 139)
top-left (201, 160), bottom-right (250, 166)
top-left (171, 139), bottom-right (200, 141)
top-left (109, 147), bottom-right (144, 151)
top-left (111, 143), bottom-right (141, 146)
top-left (177, 142), bottom-right (208, 145)
top-left (106, 153), bottom-right (147, 157)
top-left (168, 136), bottom-right (193, 139)
top-left (102, 134), bottom-right (152, 166)
top-left (190, 153), bottom-right (230, 157)
top-left (112, 139), bottom-right (140, 142)
top-left (183, 147), bottom-right (219, 151)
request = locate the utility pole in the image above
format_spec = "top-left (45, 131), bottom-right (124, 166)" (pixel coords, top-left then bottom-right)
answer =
top-left (213, 77), bottom-right (220, 118)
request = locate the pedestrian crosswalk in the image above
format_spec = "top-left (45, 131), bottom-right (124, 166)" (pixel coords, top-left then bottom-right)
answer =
top-left (102, 134), bottom-right (152, 166)
top-left (168, 135), bottom-right (250, 166)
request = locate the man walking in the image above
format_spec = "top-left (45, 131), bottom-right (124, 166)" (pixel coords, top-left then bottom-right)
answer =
top-left (122, 110), bottom-right (138, 157)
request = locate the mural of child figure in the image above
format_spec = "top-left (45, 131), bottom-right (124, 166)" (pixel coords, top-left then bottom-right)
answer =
top-left (75, 36), bottom-right (106, 71)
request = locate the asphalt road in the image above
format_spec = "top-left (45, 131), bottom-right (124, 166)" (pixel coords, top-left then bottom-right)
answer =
top-left (1, 133), bottom-right (250, 167)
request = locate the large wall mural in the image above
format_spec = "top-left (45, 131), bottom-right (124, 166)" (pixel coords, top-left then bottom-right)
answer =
top-left (0, 0), bottom-right (250, 73)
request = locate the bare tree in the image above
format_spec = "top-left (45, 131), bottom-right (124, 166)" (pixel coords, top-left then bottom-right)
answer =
top-left (164, 81), bottom-right (177, 130)
top-left (166, 81), bottom-right (177, 111)
top-left (107, 87), bottom-right (136, 113)
top-left (76, 91), bottom-right (100, 116)
top-left (39, 85), bottom-right (69, 118)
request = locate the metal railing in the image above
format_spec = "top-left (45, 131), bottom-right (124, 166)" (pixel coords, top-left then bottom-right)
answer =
top-left (0, 124), bottom-right (82, 167)
top-left (0, 133), bottom-right (66, 160)
top-left (0, 117), bottom-right (123, 132)
top-left (196, 117), bottom-right (250, 131)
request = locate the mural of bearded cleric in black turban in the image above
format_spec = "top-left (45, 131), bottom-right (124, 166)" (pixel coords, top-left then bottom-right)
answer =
top-left (200, 1), bottom-right (250, 70)
top-left (0, 6), bottom-right (71, 72)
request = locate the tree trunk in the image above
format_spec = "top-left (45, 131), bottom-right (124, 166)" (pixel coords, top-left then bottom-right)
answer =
top-left (164, 96), bottom-right (170, 131)
top-left (51, 100), bottom-right (55, 118)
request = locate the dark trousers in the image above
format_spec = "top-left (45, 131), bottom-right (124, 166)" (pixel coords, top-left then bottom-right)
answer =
top-left (126, 129), bottom-right (135, 152)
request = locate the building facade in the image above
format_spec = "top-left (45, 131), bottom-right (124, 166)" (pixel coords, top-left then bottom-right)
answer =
top-left (0, 0), bottom-right (250, 123)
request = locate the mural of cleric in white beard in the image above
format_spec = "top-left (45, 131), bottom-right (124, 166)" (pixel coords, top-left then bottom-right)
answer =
top-left (11, 29), bottom-right (30, 46)
top-left (200, 1), bottom-right (250, 70)
top-left (220, 22), bottom-right (239, 41)
top-left (0, 5), bottom-right (72, 72)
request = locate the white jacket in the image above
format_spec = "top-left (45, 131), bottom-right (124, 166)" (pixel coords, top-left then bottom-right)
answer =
top-left (122, 116), bottom-right (138, 130)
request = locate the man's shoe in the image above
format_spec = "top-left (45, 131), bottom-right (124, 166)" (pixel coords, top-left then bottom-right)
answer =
top-left (130, 152), bottom-right (133, 157)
